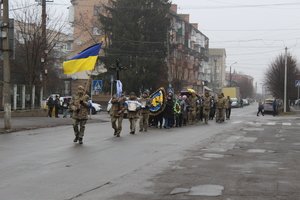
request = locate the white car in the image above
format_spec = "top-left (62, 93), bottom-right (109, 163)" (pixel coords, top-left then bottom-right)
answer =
top-left (89, 100), bottom-right (102, 114)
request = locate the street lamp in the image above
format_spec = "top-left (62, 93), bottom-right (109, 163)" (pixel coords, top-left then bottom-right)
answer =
top-left (229, 61), bottom-right (237, 87)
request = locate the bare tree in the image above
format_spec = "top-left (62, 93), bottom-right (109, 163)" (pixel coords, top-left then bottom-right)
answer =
top-left (11, 1), bottom-right (66, 90)
top-left (265, 53), bottom-right (299, 110)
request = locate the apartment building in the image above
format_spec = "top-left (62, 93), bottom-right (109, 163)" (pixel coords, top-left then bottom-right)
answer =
top-left (169, 4), bottom-right (209, 93)
top-left (207, 48), bottom-right (227, 92)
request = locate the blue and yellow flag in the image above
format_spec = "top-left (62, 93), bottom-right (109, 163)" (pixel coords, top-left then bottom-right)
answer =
top-left (149, 87), bottom-right (166, 116)
top-left (63, 43), bottom-right (102, 74)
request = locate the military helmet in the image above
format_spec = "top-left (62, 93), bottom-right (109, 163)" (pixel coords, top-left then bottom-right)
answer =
top-left (78, 85), bottom-right (84, 91)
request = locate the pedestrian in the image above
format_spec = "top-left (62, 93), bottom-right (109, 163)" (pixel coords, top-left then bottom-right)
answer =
top-left (54, 95), bottom-right (60, 118)
top-left (225, 96), bottom-right (232, 120)
top-left (62, 98), bottom-right (70, 118)
top-left (139, 91), bottom-right (151, 132)
top-left (163, 93), bottom-right (175, 129)
top-left (198, 96), bottom-right (204, 122)
top-left (273, 99), bottom-right (277, 116)
top-left (203, 91), bottom-right (211, 124)
top-left (216, 93), bottom-right (226, 123)
top-left (209, 96), bottom-right (216, 120)
top-left (126, 92), bottom-right (141, 134)
top-left (110, 94), bottom-right (126, 137)
top-left (180, 95), bottom-right (189, 126)
top-left (240, 99), bottom-right (244, 108)
top-left (257, 100), bottom-right (264, 116)
top-left (174, 96), bottom-right (182, 127)
top-left (47, 96), bottom-right (54, 117)
top-left (187, 92), bottom-right (197, 125)
top-left (70, 85), bottom-right (90, 144)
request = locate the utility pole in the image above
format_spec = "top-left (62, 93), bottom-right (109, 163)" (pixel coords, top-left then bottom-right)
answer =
top-left (284, 47), bottom-right (288, 113)
top-left (229, 61), bottom-right (237, 87)
top-left (1, 0), bottom-right (11, 130)
top-left (41, 0), bottom-right (48, 98)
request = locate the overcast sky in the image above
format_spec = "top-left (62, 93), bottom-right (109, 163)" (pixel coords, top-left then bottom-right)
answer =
top-left (11, 0), bottom-right (300, 90)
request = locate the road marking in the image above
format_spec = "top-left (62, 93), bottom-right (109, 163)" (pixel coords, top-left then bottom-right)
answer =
top-left (282, 122), bottom-right (291, 126)
top-left (266, 122), bottom-right (276, 126)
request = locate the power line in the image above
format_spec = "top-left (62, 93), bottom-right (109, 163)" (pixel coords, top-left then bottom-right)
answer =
top-left (203, 28), bottom-right (300, 32)
top-left (177, 2), bottom-right (300, 9)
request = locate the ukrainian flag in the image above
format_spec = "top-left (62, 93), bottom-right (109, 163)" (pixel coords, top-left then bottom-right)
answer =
top-left (63, 43), bottom-right (102, 74)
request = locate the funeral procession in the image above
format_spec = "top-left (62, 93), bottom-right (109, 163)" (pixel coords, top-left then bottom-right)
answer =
top-left (1, 0), bottom-right (300, 200)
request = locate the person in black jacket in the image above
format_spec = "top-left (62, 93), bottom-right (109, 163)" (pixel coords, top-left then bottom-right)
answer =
top-left (47, 96), bottom-right (54, 117)
top-left (54, 95), bottom-right (60, 118)
top-left (163, 93), bottom-right (174, 129)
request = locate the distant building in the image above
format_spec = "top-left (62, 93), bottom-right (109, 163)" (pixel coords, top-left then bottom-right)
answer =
top-left (167, 4), bottom-right (209, 93)
top-left (207, 48), bottom-right (226, 92)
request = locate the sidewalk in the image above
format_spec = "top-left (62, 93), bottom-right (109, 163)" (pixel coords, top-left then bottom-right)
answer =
top-left (0, 112), bottom-right (110, 134)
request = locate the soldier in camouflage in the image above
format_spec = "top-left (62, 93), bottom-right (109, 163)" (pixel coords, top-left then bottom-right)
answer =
top-left (216, 93), bottom-right (226, 123)
top-left (70, 85), bottom-right (90, 144)
top-left (203, 91), bottom-right (211, 124)
top-left (110, 94), bottom-right (126, 137)
top-left (139, 91), bottom-right (151, 132)
top-left (188, 93), bottom-right (198, 125)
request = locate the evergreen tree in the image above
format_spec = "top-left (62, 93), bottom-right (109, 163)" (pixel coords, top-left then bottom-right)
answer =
top-left (99, 0), bottom-right (171, 94)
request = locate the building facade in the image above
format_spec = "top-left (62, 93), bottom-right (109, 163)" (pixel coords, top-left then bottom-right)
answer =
top-left (168, 4), bottom-right (209, 93)
top-left (206, 48), bottom-right (226, 93)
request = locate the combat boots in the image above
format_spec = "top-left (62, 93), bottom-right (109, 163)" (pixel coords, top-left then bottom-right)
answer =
top-left (73, 136), bottom-right (79, 143)
top-left (78, 138), bottom-right (83, 144)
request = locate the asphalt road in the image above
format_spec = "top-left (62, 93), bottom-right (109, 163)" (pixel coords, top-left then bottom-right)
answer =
top-left (0, 104), bottom-right (299, 200)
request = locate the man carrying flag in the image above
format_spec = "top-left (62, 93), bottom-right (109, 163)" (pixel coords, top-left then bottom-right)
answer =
top-left (63, 43), bottom-right (102, 144)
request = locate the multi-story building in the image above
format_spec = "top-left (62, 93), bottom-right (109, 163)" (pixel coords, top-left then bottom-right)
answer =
top-left (206, 48), bottom-right (226, 93)
top-left (169, 4), bottom-right (209, 93)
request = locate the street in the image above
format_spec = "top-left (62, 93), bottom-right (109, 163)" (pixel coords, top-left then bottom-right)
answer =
top-left (1, 104), bottom-right (300, 200)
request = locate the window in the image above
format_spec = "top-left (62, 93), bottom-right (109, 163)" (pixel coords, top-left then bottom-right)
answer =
top-left (92, 27), bottom-right (102, 36)
top-left (94, 5), bottom-right (102, 16)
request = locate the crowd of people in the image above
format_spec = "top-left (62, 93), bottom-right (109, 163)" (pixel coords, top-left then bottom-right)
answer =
top-left (109, 89), bottom-right (233, 138)
top-left (65, 85), bottom-right (233, 144)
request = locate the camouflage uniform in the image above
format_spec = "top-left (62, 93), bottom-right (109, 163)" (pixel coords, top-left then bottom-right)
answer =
top-left (110, 95), bottom-right (126, 137)
top-left (188, 94), bottom-right (198, 125)
top-left (139, 93), bottom-right (151, 132)
top-left (216, 94), bottom-right (226, 123)
top-left (126, 93), bottom-right (141, 134)
top-left (203, 92), bottom-right (211, 124)
top-left (70, 86), bottom-right (90, 144)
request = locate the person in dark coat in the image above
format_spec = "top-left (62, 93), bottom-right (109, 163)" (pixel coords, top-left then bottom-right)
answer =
top-left (47, 96), bottom-right (54, 117)
top-left (163, 93), bottom-right (174, 129)
top-left (54, 95), bottom-right (60, 118)
top-left (257, 100), bottom-right (264, 116)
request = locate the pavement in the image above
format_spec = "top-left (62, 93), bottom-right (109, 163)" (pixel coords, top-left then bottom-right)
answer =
top-left (0, 112), bottom-right (110, 134)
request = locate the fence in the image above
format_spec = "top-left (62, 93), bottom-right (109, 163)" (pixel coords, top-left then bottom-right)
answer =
top-left (0, 84), bottom-right (44, 111)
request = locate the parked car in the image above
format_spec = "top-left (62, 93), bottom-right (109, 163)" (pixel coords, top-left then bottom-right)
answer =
top-left (231, 98), bottom-right (240, 108)
top-left (242, 99), bottom-right (249, 106)
top-left (263, 99), bottom-right (283, 114)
